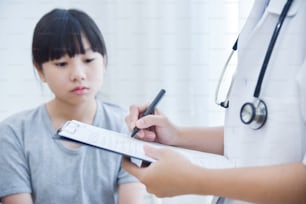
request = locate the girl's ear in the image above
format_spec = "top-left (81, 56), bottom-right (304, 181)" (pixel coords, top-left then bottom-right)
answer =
top-left (34, 62), bottom-right (46, 82)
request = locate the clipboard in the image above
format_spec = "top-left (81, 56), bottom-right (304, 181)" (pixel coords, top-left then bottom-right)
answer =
top-left (57, 120), bottom-right (234, 169)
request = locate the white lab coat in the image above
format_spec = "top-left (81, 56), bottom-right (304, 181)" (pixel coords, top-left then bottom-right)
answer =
top-left (217, 0), bottom-right (306, 203)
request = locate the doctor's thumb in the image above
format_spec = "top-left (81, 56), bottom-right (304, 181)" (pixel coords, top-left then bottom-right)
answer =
top-left (143, 145), bottom-right (163, 160)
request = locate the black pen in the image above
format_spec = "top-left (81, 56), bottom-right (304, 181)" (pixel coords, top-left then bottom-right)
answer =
top-left (130, 89), bottom-right (166, 137)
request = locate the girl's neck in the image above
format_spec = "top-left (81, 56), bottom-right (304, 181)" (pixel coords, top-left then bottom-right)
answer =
top-left (46, 99), bottom-right (97, 129)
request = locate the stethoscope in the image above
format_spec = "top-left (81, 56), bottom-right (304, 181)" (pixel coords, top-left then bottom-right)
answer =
top-left (215, 0), bottom-right (294, 130)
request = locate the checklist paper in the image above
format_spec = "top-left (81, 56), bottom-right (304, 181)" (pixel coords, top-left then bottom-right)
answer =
top-left (58, 120), bottom-right (234, 169)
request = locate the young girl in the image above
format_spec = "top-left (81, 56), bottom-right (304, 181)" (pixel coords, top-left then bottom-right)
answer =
top-left (0, 8), bottom-right (144, 204)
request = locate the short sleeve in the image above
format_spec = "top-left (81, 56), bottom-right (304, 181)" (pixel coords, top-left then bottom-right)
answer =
top-left (117, 164), bottom-right (139, 185)
top-left (303, 154), bottom-right (306, 166)
top-left (0, 121), bottom-right (31, 198)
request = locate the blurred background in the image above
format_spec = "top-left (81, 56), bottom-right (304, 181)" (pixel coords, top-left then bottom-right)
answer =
top-left (0, 0), bottom-right (253, 203)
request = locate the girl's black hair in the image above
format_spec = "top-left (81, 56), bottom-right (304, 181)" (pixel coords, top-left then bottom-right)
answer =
top-left (32, 8), bottom-right (107, 69)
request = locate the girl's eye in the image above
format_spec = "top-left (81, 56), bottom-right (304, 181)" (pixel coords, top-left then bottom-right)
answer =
top-left (55, 62), bottom-right (67, 67)
top-left (85, 58), bottom-right (95, 63)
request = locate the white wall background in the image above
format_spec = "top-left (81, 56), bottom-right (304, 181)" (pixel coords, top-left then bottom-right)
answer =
top-left (0, 0), bottom-right (253, 203)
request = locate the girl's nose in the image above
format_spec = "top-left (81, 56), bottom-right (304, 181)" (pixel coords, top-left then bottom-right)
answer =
top-left (70, 63), bottom-right (86, 82)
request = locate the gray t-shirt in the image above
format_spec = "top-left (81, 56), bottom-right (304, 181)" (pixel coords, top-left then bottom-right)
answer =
top-left (0, 101), bottom-right (138, 204)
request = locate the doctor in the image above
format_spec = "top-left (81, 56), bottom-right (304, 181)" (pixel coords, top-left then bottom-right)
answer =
top-left (122, 0), bottom-right (306, 203)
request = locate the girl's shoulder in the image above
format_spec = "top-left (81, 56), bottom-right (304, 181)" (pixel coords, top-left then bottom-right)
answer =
top-left (95, 100), bottom-right (128, 132)
top-left (0, 104), bottom-right (45, 129)
top-left (96, 100), bottom-right (127, 117)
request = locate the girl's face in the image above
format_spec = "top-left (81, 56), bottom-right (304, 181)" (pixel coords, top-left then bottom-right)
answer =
top-left (37, 37), bottom-right (105, 105)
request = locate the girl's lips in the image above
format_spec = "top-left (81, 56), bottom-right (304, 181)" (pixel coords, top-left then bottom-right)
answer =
top-left (71, 87), bottom-right (89, 95)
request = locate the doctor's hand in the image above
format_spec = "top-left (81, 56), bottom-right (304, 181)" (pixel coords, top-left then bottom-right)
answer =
top-left (125, 103), bottom-right (179, 145)
top-left (122, 145), bottom-right (199, 197)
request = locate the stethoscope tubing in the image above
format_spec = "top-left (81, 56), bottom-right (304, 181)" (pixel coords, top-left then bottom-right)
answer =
top-left (253, 0), bottom-right (294, 98)
top-left (215, 40), bottom-right (238, 108)
top-left (215, 0), bottom-right (294, 129)
top-left (216, 0), bottom-right (294, 106)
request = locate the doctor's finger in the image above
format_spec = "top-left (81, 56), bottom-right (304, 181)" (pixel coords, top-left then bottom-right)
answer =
top-left (143, 145), bottom-right (173, 160)
top-left (126, 103), bottom-right (150, 130)
top-left (144, 145), bottom-right (188, 163)
top-left (121, 157), bottom-right (145, 179)
top-left (135, 114), bottom-right (168, 129)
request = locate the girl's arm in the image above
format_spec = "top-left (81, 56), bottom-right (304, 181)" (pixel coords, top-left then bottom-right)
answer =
top-left (118, 183), bottom-right (145, 204)
top-left (2, 193), bottom-right (33, 204)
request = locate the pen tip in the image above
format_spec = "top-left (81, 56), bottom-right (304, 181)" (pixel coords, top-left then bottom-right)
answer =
top-left (130, 127), bottom-right (139, 137)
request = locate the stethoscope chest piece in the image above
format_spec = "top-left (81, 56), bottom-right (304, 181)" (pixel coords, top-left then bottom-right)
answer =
top-left (240, 99), bottom-right (267, 130)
